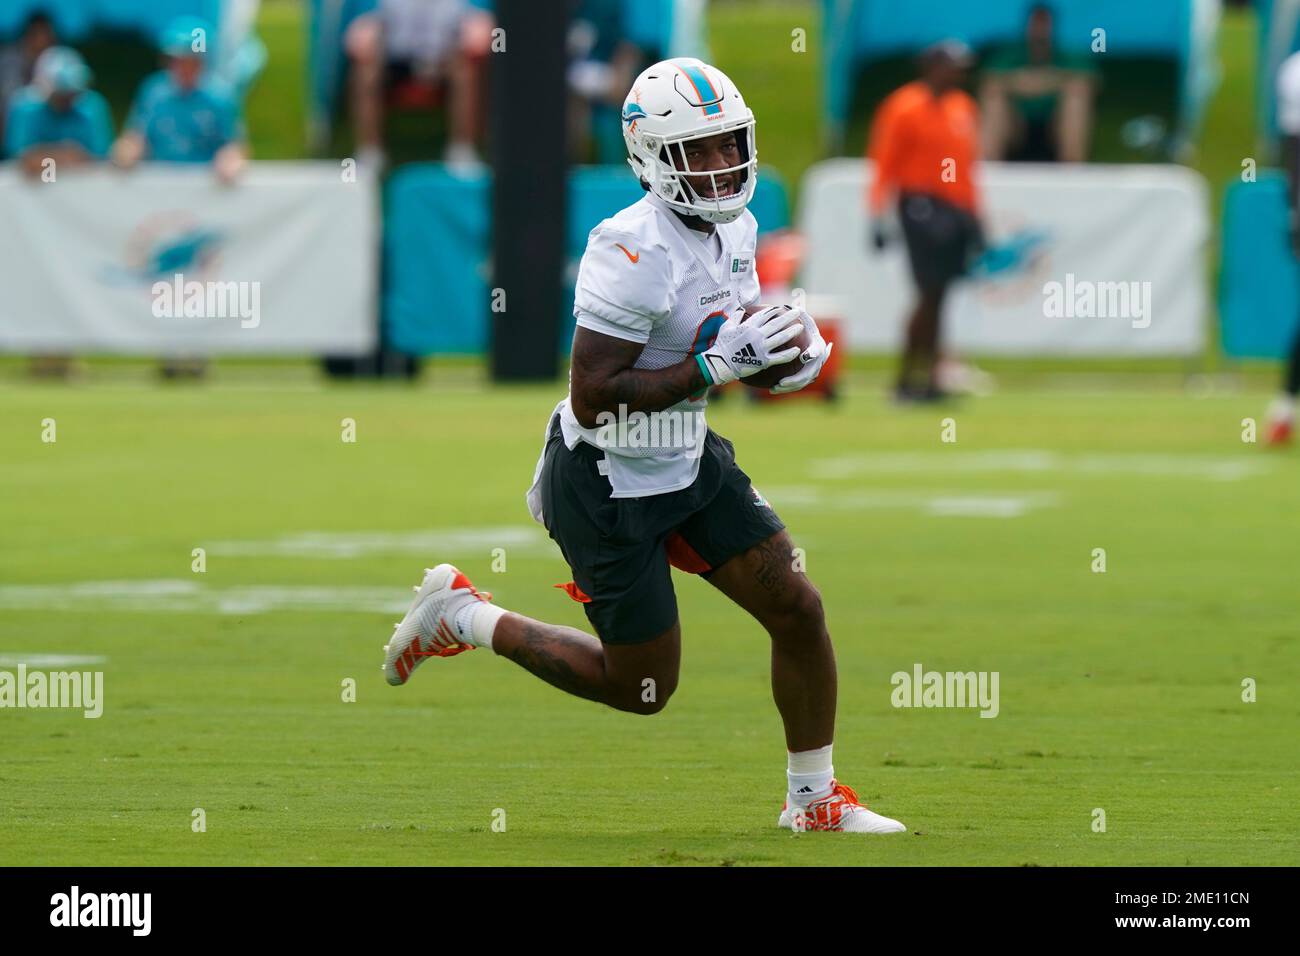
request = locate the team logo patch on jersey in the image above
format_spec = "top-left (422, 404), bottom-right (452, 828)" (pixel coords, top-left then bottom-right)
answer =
top-left (730, 257), bottom-right (752, 274)
top-left (699, 288), bottom-right (731, 307)
top-left (751, 486), bottom-right (770, 508)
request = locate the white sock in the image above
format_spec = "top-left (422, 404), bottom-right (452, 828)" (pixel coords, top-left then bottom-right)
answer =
top-left (787, 744), bottom-right (834, 804)
top-left (453, 601), bottom-right (506, 650)
top-left (1269, 394), bottom-right (1296, 423)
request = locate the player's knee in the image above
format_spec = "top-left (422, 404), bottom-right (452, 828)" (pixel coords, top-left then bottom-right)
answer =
top-left (609, 675), bottom-right (676, 716)
top-left (344, 16), bottom-right (383, 64)
top-left (768, 581), bottom-right (826, 640)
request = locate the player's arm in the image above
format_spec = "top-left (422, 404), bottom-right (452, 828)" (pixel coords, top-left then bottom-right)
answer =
top-left (568, 327), bottom-right (707, 428)
top-left (866, 97), bottom-right (902, 248)
top-left (569, 308), bottom-right (803, 427)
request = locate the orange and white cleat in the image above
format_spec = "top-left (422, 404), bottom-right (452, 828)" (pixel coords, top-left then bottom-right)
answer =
top-left (382, 564), bottom-right (492, 686)
top-left (778, 781), bottom-right (907, 834)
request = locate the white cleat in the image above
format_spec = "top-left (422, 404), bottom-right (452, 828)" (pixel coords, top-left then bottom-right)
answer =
top-left (382, 563), bottom-right (491, 687)
top-left (777, 781), bottom-right (907, 834)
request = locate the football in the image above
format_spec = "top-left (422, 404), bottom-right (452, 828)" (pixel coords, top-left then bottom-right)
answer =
top-left (738, 303), bottom-right (812, 389)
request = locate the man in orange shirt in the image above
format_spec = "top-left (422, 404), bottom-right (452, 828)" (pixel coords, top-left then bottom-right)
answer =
top-left (868, 41), bottom-right (987, 402)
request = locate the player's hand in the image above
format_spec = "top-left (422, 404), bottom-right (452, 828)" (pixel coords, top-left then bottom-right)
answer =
top-left (696, 305), bottom-right (802, 386)
top-left (111, 134), bottom-right (144, 170)
top-left (214, 145), bottom-right (246, 185)
top-left (770, 309), bottom-right (832, 394)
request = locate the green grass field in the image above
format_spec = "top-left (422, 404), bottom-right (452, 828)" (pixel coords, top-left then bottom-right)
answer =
top-left (2, 366), bottom-right (1297, 866)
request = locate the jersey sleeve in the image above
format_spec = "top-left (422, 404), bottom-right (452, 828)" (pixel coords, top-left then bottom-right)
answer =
top-left (1279, 52), bottom-right (1300, 136)
top-left (124, 74), bottom-right (159, 135)
top-left (867, 92), bottom-right (904, 215)
top-left (3, 95), bottom-right (35, 158)
top-left (211, 82), bottom-right (245, 145)
top-left (83, 92), bottom-right (114, 158)
top-left (573, 227), bottom-right (674, 343)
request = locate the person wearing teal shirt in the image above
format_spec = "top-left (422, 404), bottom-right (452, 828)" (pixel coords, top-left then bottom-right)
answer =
top-left (4, 46), bottom-right (113, 176)
top-left (111, 16), bottom-right (247, 182)
top-left (979, 2), bottom-right (1097, 163)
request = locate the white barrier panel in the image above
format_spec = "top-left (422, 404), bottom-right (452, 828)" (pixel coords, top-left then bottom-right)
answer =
top-left (798, 160), bottom-right (1209, 356)
top-left (0, 162), bottom-right (377, 354)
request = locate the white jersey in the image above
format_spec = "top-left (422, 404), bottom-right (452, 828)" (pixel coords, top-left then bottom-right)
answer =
top-left (1281, 51), bottom-right (1300, 136)
top-left (525, 192), bottom-right (761, 520)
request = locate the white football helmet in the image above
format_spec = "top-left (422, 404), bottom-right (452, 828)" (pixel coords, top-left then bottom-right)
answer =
top-left (621, 57), bottom-right (757, 224)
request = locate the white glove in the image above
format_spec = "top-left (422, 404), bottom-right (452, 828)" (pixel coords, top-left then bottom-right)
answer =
top-left (695, 305), bottom-right (803, 386)
top-left (769, 309), bottom-right (832, 394)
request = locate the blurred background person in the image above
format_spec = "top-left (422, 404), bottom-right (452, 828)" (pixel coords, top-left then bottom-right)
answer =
top-left (868, 40), bottom-right (987, 403)
top-left (111, 16), bottom-right (247, 380)
top-left (5, 45), bottom-right (113, 380)
top-left (343, 0), bottom-right (490, 170)
top-left (1266, 48), bottom-right (1300, 445)
top-left (111, 16), bottom-right (248, 185)
top-left (0, 9), bottom-right (57, 146)
top-left (566, 0), bottom-right (644, 164)
top-left (979, 2), bottom-right (1097, 163)
top-left (4, 46), bottom-right (112, 176)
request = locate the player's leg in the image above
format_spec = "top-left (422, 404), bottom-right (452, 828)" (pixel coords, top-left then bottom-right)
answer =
top-left (701, 529), bottom-right (833, 752)
top-left (491, 616), bottom-right (679, 714)
top-left (896, 194), bottom-right (950, 399)
top-left (701, 532), bottom-right (904, 833)
top-left (672, 442), bottom-right (905, 832)
top-left (899, 284), bottom-right (945, 397)
top-left (1266, 329), bottom-right (1300, 444)
top-left (344, 14), bottom-right (386, 165)
top-left (382, 417), bottom-right (685, 713)
top-left (380, 561), bottom-right (680, 715)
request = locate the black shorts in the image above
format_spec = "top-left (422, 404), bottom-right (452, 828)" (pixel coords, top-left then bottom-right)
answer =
top-left (898, 191), bottom-right (981, 293)
top-left (537, 416), bottom-right (786, 645)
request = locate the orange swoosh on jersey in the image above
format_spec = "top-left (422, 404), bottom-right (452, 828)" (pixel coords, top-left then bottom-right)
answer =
top-left (614, 242), bottom-right (640, 264)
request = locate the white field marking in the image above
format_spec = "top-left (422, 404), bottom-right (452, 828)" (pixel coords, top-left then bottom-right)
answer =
top-left (207, 525), bottom-right (548, 559)
top-left (0, 580), bottom-right (410, 615)
top-left (926, 496), bottom-right (1054, 518)
top-left (762, 486), bottom-right (1060, 517)
top-left (808, 450), bottom-right (1267, 482)
top-left (0, 654), bottom-right (107, 667)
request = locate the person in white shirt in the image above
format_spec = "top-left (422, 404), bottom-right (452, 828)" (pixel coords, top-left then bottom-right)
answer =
top-left (343, 0), bottom-right (488, 169)
top-left (380, 58), bottom-right (905, 834)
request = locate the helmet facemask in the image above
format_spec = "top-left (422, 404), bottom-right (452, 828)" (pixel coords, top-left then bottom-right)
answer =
top-left (641, 119), bottom-right (757, 224)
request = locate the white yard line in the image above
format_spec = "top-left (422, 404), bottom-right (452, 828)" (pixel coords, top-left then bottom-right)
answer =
top-left (761, 486), bottom-right (1060, 517)
top-left (808, 450), bottom-right (1267, 482)
top-left (0, 654), bottom-right (108, 667)
top-left (207, 525), bottom-right (548, 559)
top-left (0, 581), bottom-right (411, 614)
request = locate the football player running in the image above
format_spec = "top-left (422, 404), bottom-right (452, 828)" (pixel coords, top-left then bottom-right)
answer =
top-left (382, 58), bottom-right (905, 834)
